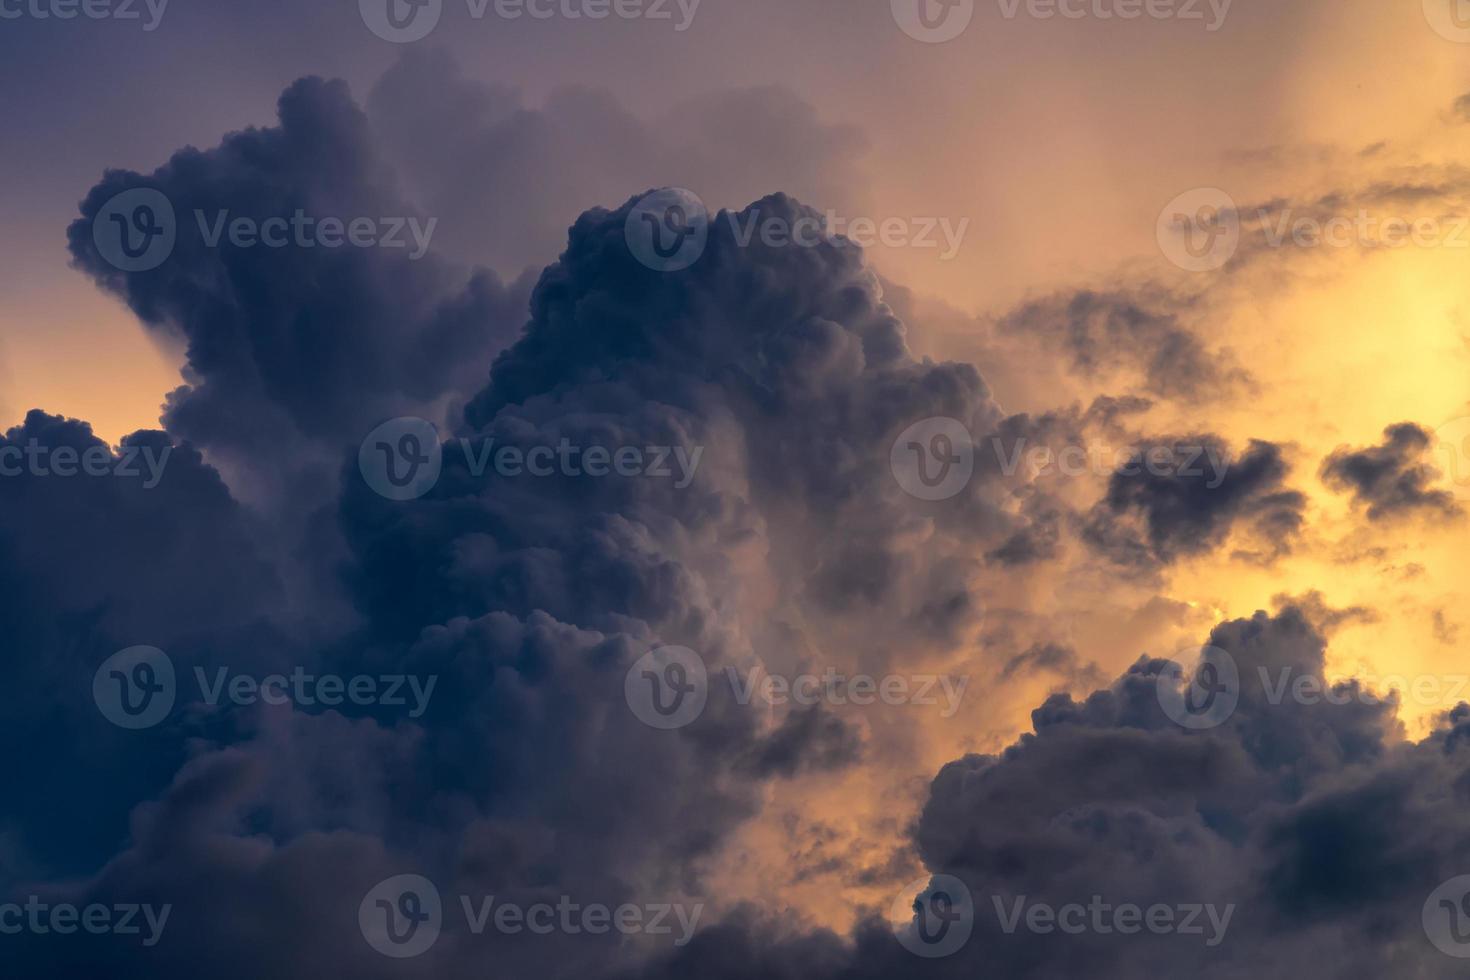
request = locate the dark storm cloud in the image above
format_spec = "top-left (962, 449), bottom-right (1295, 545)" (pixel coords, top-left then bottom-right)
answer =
top-left (1083, 437), bottom-right (1306, 569)
top-left (0, 410), bottom-right (286, 881)
top-left (737, 705), bottom-right (865, 779)
top-left (998, 642), bottom-right (1105, 689)
top-left (995, 289), bottom-right (1250, 400)
top-left (1321, 423), bottom-right (1461, 522)
top-left (24, 58), bottom-right (1470, 980)
top-left (67, 75), bottom-right (530, 512)
top-left (625, 605), bottom-right (1470, 979)
top-left (18, 57), bottom-right (1021, 971)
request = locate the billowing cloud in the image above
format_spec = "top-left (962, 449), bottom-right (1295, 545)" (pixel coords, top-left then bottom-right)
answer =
top-left (1321, 423), bottom-right (1461, 522)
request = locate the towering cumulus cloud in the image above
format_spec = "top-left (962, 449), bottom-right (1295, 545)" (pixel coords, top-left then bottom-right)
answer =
top-left (7, 64), bottom-right (1468, 980)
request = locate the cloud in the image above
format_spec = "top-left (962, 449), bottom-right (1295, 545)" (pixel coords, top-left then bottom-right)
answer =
top-left (1082, 437), bottom-right (1306, 569)
top-left (628, 605), bottom-right (1470, 978)
top-left (1321, 423), bottom-right (1461, 522)
top-left (366, 49), bottom-right (867, 277)
top-left (67, 76), bottom-right (530, 513)
top-left (995, 289), bottom-right (1251, 402)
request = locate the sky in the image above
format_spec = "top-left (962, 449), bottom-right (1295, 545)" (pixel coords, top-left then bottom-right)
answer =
top-left (3, 0), bottom-right (1470, 976)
